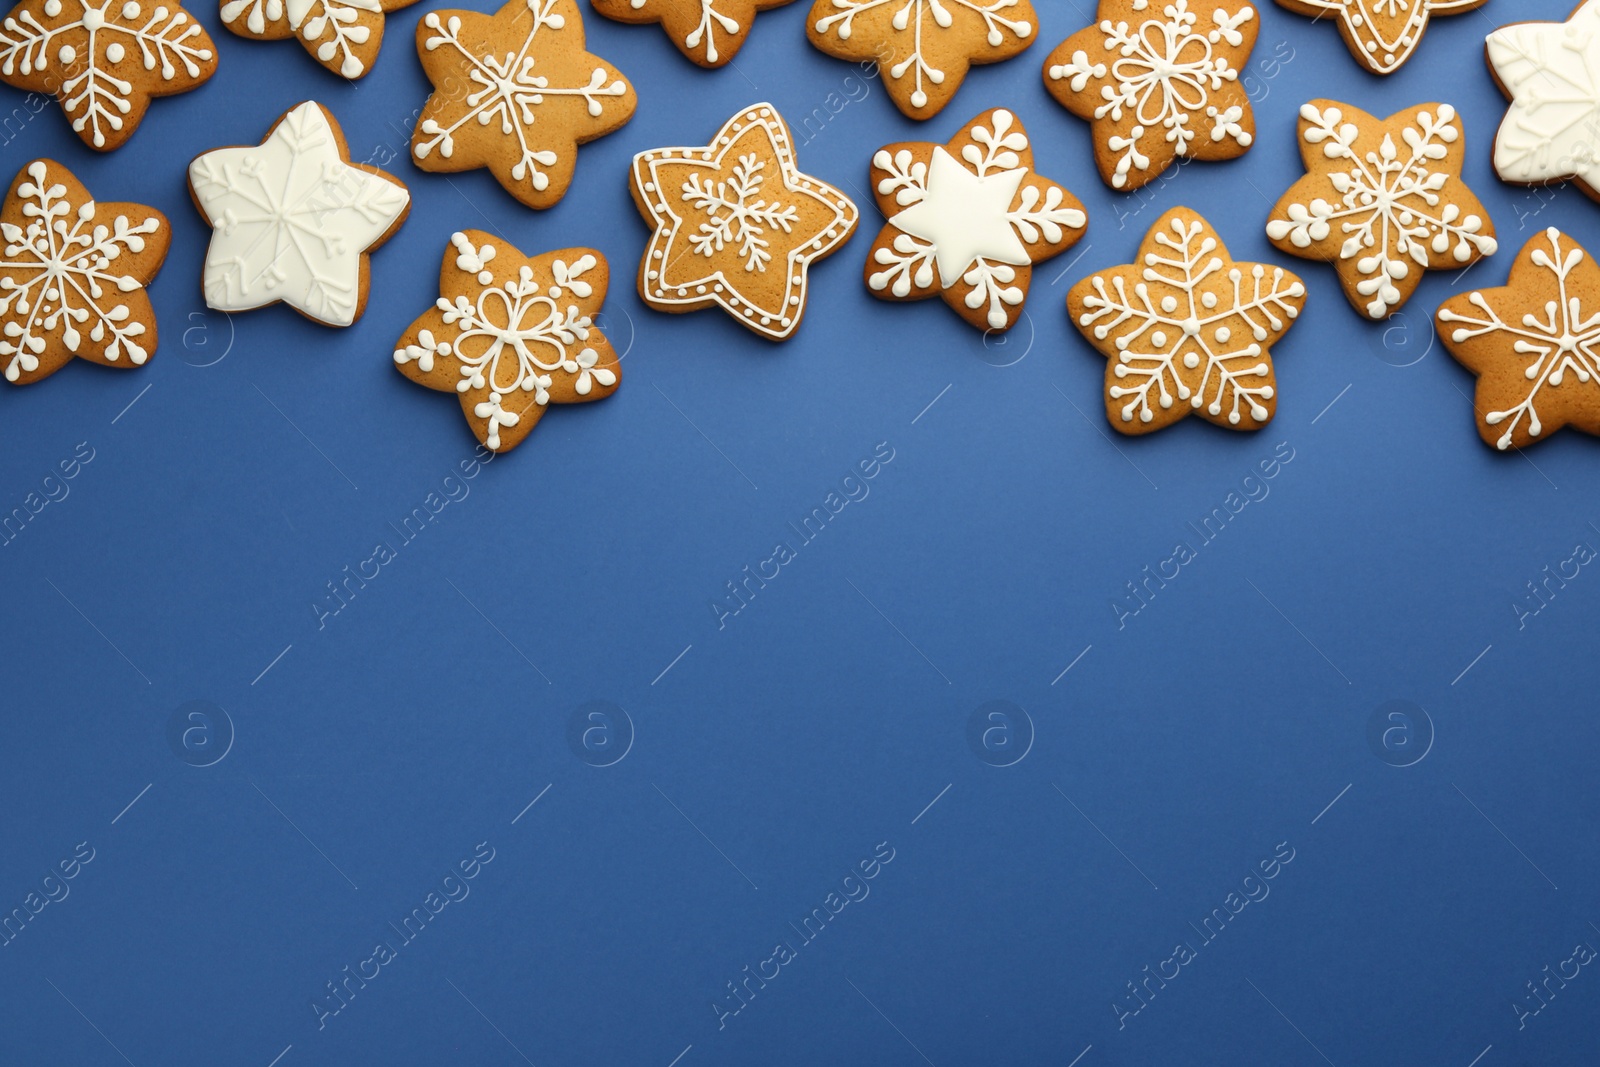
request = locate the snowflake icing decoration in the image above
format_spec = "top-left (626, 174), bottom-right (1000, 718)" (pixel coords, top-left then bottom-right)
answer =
top-left (1044, 0), bottom-right (1257, 191)
top-left (0, 0), bottom-right (216, 150)
top-left (590, 0), bottom-right (795, 67)
top-left (0, 159), bottom-right (168, 385)
top-left (220, 0), bottom-right (418, 79)
top-left (867, 108), bottom-right (1087, 332)
top-left (1266, 101), bottom-right (1497, 320)
top-left (1439, 229), bottom-right (1600, 452)
top-left (411, 0), bottom-right (635, 210)
top-left (394, 232), bottom-right (620, 452)
top-left (1072, 209), bottom-right (1304, 433)
top-left (1487, 1), bottom-right (1600, 197)
top-left (1274, 0), bottom-right (1485, 75)
top-left (806, 0), bottom-right (1037, 118)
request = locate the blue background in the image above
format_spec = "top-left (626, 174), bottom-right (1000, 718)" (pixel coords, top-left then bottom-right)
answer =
top-left (2, 0), bottom-right (1598, 1064)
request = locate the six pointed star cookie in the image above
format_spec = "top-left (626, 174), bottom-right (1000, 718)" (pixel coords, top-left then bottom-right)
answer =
top-left (394, 232), bottom-right (621, 453)
top-left (221, 0), bottom-right (418, 78)
top-left (1071, 208), bottom-right (1305, 434)
top-left (0, 0), bottom-right (216, 150)
top-left (1043, 0), bottom-right (1258, 192)
top-left (806, 0), bottom-right (1038, 119)
top-left (1266, 100), bottom-right (1498, 321)
top-left (1, 158), bottom-right (169, 385)
top-left (1438, 228), bottom-right (1600, 451)
top-left (189, 100), bottom-right (411, 328)
top-left (630, 103), bottom-right (859, 341)
top-left (1274, 0), bottom-right (1486, 75)
top-left (590, 0), bottom-right (797, 67)
top-left (1487, 0), bottom-right (1600, 201)
top-left (866, 108), bottom-right (1087, 333)
top-left (411, 0), bottom-right (636, 210)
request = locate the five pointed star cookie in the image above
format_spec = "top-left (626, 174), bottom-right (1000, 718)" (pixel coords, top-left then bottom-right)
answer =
top-left (630, 103), bottom-right (859, 341)
top-left (1043, 0), bottom-right (1258, 192)
top-left (411, 0), bottom-right (636, 211)
top-left (394, 232), bottom-right (621, 453)
top-left (1266, 100), bottom-right (1498, 321)
top-left (1274, 0), bottom-right (1485, 75)
top-left (220, 0), bottom-right (418, 78)
top-left (0, 0), bottom-right (216, 151)
top-left (866, 108), bottom-right (1086, 333)
top-left (1075, 207), bottom-right (1299, 435)
top-left (1070, 208), bottom-right (1305, 434)
top-left (806, 0), bottom-right (1038, 119)
top-left (1488, 0), bottom-right (1600, 200)
top-left (1438, 228), bottom-right (1600, 451)
top-left (1, 158), bottom-right (169, 385)
top-left (189, 101), bottom-right (411, 328)
top-left (590, 0), bottom-right (796, 67)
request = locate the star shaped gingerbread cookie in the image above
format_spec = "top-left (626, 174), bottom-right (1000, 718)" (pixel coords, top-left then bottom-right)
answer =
top-left (630, 103), bottom-right (859, 341)
top-left (0, 0), bottom-right (217, 150)
top-left (411, 0), bottom-right (636, 210)
top-left (1071, 208), bottom-right (1305, 434)
top-left (805, 0), bottom-right (1037, 119)
top-left (394, 232), bottom-right (621, 453)
top-left (866, 108), bottom-right (1086, 333)
top-left (1043, 0), bottom-right (1258, 191)
top-left (1, 159), bottom-right (170, 385)
top-left (1438, 228), bottom-right (1600, 452)
top-left (590, 0), bottom-right (795, 67)
top-left (189, 101), bottom-right (410, 328)
top-left (221, 0), bottom-right (418, 78)
top-left (1274, 0), bottom-right (1485, 75)
top-left (1487, 0), bottom-right (1600, 201)
top-left (1265, 100), bottom-right (1498, 321)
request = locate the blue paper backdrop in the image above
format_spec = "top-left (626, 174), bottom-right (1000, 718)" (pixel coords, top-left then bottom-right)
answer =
top-left (3, 1), bottom-right (1599, 1064)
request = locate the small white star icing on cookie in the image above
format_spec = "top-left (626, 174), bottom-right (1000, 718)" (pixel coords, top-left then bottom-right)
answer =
top-left (630, 103), bottom-right (858, 341)
top-left (189, 101), bottom-right (410, 328)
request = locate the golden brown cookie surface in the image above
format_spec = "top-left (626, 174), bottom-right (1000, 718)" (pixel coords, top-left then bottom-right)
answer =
top-left (1, 159), bottom-right (170, 385)
top-left (630, 103), bottom-right (858, 341)
top-left (189, 101), bottom-right (410, 328)
top-left (1070, 208), bottom-right (1305, 435)
top-left (1043, 0), bottom-right (1258, 192)
top-left (805, 0), bottom-right (1037, 119)
top-left (1265, 100), bottom-right (1497, 321)
top-left (1274, 0), bottom-right (1486, 75)
top-left (1439, 228), bottom-right (1600, 452)
top-left (221, 0), bottom-right (418, 78)
top-left (590, 0), bottom-right (796, 67)
top-left (0, 0), bottom-right (216, 150)
top-left (394, 233), bottom-right (621, 453)
top-left (411, 0), bottom-right (636, 210)
top-left (866, 108), bottom-right (1086, 333)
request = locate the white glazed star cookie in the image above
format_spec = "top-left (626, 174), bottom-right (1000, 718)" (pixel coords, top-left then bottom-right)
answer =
top-left (1488, 1), bottom-right (1600, 201)
top-left (189, 101), bottom-right (410, 328)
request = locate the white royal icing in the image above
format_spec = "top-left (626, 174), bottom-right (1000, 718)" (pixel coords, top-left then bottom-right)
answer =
top-left (1439, 229), bottom-right (1600, 451)
top-left (1, 160), bottom-right (161, 381)
top-left (623, 0), bottom-right (740, 63)
top-left (812, 0), bottom-right (1033, 111)
top-left (393, 234), bottom-right (613, 449)
top-left (1047, 0), bottom-right (1254, 189)
top-left (414, 0), bottom-right (631, 196)
top-left (869, 109), bottom-right (1085, 328)
top-left (189, 101), bottom-right (410, 327)
top-left (0, 0), bottom-right (213, 148)
top-left (1281, 0), bottom-right (1480, 75)
top-left (633, 104), bottom-right (857, 341)
top-left (220, 0), bottom-right (383, 78)
top-left (1488, 1), bottom-right (1600, 190)
top-left (1079, 214), bottom-right (1301, 425)
top-left (1266, 102), bottom-right (1497, 319)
